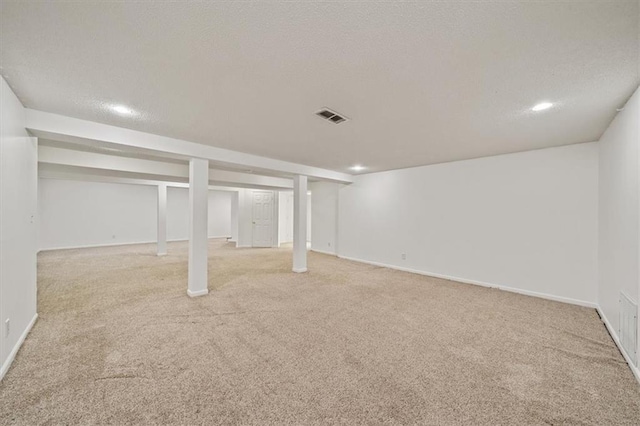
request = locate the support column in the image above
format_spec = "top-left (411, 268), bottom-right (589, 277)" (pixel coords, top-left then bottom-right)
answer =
top-left (157, 183), bottom-right (167, 256)
top-left (188, 158), bottom-right (209, 297)
top-left (292, 175), bottom-right (308, 273)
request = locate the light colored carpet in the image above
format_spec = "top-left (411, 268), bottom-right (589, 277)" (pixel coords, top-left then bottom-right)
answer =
top-left (1, 239), bottom-right (639, 425)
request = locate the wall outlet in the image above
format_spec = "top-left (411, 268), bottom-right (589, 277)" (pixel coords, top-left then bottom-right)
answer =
top-left (401, 253), bottom-right (406, 260)
top-left (4, 318), bottom-right (10, 337)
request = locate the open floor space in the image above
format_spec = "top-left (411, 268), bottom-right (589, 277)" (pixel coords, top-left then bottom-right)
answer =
top-left (2, 2), bottom-right (640, 423)
top-left (1, 240), bottom-right (639, 425)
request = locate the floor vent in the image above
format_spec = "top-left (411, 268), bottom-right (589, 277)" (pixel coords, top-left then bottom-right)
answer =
top-left (619, 292), bottom-right (637, 365)
top-left (315, 108), bottom-right (348, 124)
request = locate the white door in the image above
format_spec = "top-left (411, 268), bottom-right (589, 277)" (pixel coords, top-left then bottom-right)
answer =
top-left (252, 191), bottom-right (274, 247)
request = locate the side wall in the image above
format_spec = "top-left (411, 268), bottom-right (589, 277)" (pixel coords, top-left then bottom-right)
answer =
top-left (310, 181), bottom-right (339, 255)
top-left (598, 85), bottom-right (640, 370)
top-left (38, 179), bottom-right (232, 250)
top-left (0, 77), bottom-right (38, 379)
top-left (338, 142), bottom-right (599, 306)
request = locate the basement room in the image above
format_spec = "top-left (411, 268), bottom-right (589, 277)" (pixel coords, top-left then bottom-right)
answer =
top-left (1, 1), bottom-right (639, 424)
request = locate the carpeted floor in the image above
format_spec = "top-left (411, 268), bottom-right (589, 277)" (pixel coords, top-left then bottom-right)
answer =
top-left (1, 239), bottom-right (639, 425)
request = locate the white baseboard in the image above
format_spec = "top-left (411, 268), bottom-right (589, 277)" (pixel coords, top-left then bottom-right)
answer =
top-left (337, 255), bottom-right (598, 309)
top-left (39, 236), bottom-right (231, 252)
top-left (310, 248), bottom-right (337, 256)
top-left (0, 313), bottom-right (38, 381)
top-left (596, 307), bottom-right (640, 384)
top-left (187, 289), bottom-right (209, 298)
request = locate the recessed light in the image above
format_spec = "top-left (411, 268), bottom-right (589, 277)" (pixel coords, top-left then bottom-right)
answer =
top-left (531, 102), bottom-right (553, 112)
top-left (110, 104), bottom-right (135, 115)
top-left (350, 165), bottom-right (366, 172)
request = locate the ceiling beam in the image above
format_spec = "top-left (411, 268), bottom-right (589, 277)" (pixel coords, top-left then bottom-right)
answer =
top-left (38, 167), bottom-right (241, 192)
top-left (39, 146), bottom-right (294, 189)
top-left (26, 109), bottom-right (353, 183)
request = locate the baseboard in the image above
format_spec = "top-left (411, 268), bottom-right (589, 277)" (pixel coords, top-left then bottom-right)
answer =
top-left (187, 289), bottom-right (209, 298)
top-left (39, 236), bottom-right (231, 252)
top-left (596, 307), bottom-right (640, 384)
top-left (337, 255), bottom-right (598, 309)
top-left (0, 313), bottom-right (38, 381)
top-left (310, 248), bottom-right (337, 256)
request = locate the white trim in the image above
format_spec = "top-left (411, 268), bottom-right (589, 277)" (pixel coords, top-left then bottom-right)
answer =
top-left (337, 254), bottom-right (598, 309)
top-left (292, 268), bottom-right (308, 273)
top-left (597, 307), bottom-right (640, 384)
top-left (38, 236), bottom-right (231, 252)
top-left (0, 313), bottom-right (38, 381)
top-left (310, 248), bottom-right (336, 256)
top-left (187, 289), bottom-right (209, 298)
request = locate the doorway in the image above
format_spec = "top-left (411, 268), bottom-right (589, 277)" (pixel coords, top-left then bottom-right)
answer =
top-left (252, 191), bottom-right (274, 247)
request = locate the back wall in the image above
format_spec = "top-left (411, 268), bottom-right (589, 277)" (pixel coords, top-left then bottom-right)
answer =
top-left (38, 179), bottom-right (232, 250)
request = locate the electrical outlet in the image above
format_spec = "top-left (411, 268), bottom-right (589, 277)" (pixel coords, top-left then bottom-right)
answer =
top-left (401, 253), bottom-right (406, 260)
top-left (5, 318), bottom-right (10, 337)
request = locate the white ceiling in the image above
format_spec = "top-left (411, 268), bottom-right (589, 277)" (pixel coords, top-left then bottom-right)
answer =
top-left (2, 1), bottom-right (638, 173)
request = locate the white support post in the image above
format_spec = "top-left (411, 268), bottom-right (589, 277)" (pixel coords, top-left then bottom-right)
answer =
top-left (292, 175), bottom-right (308, 273)
top-left (157, 183), bottom-right (167, 256)
top-left (187, 158), bottom-right (209, 297)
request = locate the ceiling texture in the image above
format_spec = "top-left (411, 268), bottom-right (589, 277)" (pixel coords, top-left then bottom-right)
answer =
top-left (1, 1), bottom-right (638, 174)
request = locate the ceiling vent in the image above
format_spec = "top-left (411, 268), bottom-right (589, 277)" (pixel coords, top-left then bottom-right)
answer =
top-left (315, 108), bottom-right (348, 124)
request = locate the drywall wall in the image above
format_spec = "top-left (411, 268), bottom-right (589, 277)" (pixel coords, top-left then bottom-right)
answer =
top-left (307, 194), bottom-right (312, 244)
top-left (39, 179), bottom-right (157, 250)
top-left (236, 188), bottom-right (254, 247)
top-left (278, 191), bottom-right (293, 245)
top-left (338, 142), bottom-right (599, 306)
top-left (310, 182), bottom-right (339, 254)
top-left (598, 85), bottom-right (640, 350)
top-left (166, 187), bottom-right (232, 241)
top-left (0, 77), bottom-right (38, 379)
top-left (229, 191), bottom-right (239, 243)
top-left (38, 180), bottom-right (232, 250)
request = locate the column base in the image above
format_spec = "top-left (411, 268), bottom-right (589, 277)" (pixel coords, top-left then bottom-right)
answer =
top-left (292, 267), bottom-right (308, 273)
top-left (187, 289), bottom-right (209, 298)
top-left (157, 252), bottom-right (167, 257)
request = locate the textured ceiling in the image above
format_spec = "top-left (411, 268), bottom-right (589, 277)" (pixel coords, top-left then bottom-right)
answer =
top-left (1, 1), bottom-right (638, 173)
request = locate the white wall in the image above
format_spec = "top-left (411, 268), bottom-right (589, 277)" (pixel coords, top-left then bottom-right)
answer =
top-left (237, 188), bottom-right (254, 247)
top-left (338, 143), bottom-right (599, 306)
top-left (278, 191), bottom-right (293, 245)
top-left (166, 187), bottom-right (232, 241)
top-left (39, 179), bottom-right (157, 250)
top-left (209, 190), bottom-right (233, 239)
top-left (0, 77), bottom-right (38, 379)
top-left (230, 191), bottom-right (239, 242)
top-left (310, 182), bottom-right (339, 254)
top-left (598, 86), bottom-right (640, 349)
top-left (39, 180), bottom-right (232, 250)
top-left (307, 193), bottom-right (312, 244)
